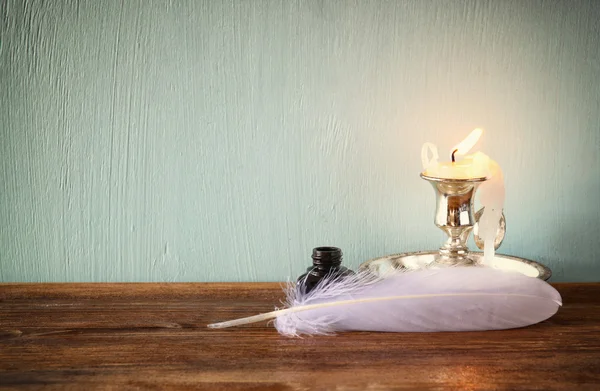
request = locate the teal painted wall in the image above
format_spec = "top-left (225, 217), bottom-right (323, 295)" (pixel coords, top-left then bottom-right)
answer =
top-left (1, 0), bottom-right (599, 282)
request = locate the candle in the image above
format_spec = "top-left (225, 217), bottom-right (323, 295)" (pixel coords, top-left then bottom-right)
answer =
top-left (422, 129), bottom-right (492, 179)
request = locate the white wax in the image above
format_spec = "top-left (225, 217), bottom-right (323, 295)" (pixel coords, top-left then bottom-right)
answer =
top-left (423, 152), bottom-right (492, 179)
top-left (478, 161), bottom-right (505, 264)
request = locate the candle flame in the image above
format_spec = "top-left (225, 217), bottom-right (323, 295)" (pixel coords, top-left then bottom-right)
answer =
top-left (452, 128), bottom-right (483, 156)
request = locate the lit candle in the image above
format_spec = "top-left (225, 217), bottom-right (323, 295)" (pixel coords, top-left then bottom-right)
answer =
top-left (422, 129), bottom-right (492, 179)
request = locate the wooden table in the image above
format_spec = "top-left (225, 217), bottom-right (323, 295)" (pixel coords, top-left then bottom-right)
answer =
top-left (1, 283), bottom-right (599, 390)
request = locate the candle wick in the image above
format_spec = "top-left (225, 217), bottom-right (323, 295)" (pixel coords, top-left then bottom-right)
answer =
top-left (451, 149), bottom-right (459, 163)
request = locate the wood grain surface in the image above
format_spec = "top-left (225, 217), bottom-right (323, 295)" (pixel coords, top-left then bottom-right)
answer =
top-left (1, 283), bottom-right (599, 390)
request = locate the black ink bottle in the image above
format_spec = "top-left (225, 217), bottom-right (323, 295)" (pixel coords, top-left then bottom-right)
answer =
top-left (297, 247), bottom-right (354, 293)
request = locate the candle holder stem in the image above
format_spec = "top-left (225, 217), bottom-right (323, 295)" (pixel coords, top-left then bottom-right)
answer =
top-left (438, 227), bottom-right (474, 265)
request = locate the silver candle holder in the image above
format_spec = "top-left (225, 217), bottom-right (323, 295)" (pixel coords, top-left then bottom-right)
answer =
top-left (360, 173), bottom-right (551, 280)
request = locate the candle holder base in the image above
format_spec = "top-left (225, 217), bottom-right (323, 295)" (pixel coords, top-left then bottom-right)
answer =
top-left (359, 251), bottom-right (551, 280)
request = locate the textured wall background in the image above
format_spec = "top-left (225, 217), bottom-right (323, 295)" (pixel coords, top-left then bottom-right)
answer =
top-left (1, 0), bottom-right (599, 282)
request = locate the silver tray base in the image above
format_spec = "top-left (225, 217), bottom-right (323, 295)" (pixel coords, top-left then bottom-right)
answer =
top-left (360, 251), bottom-right (551, 280)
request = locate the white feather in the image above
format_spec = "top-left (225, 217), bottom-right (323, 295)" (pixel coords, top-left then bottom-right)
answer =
top-left (208, 267), bottom-right (562, 337)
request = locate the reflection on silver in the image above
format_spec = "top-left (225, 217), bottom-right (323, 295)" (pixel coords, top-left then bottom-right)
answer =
top-left (420, 174), bottom-right (487, 266)
top-left (359, 251), bottom-right (551, 281)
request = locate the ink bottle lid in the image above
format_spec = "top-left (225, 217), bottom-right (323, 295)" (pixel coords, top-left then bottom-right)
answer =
top-left (297, 247), bottom-right (354, 293)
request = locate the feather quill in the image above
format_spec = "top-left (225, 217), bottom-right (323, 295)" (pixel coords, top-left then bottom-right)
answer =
top-left (208, 267), bottom-right (562, 337)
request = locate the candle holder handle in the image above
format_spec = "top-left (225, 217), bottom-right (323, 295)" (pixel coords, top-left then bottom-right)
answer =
top-left (473, 207), bottom-right (506, 251)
